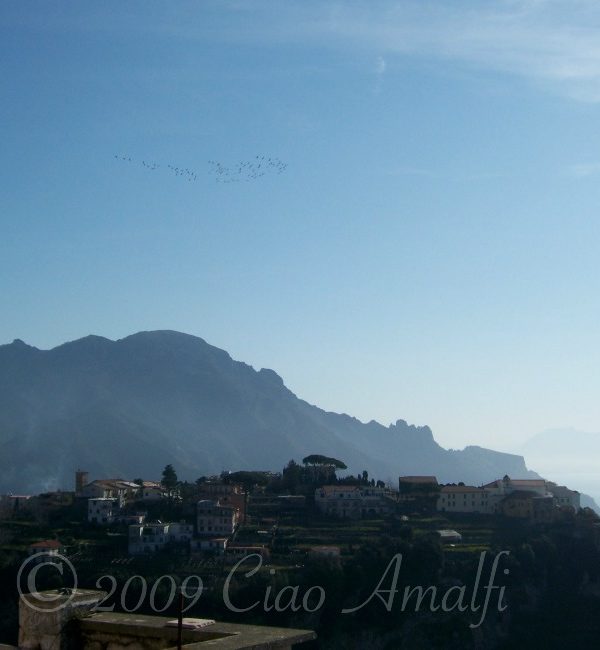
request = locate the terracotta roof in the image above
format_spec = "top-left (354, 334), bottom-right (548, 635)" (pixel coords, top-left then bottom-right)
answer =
top-left (30, 540), bottom-right (62, 549)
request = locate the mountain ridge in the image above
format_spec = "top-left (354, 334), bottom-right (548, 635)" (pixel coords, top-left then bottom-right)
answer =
top-left (0, 330), bottom-right (537, 493)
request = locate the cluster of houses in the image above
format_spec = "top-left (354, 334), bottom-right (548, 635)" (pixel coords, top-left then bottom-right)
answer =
top-left (127, 498), bottom-right (244, 556)
top-left (6, 467), bottom-right (587, 565)
top-left (84, 482), bottom-right (164, 526)
top-left (398, 474), bottom-right (581, 521)
top-left (436, 475), bottom-right (580, 520)
top-left (76, 471), bottom-right (267, 559)
top-left (78, 470), bottom-right (167, 525)
top-left (312, 475), bottom-right (581, 522)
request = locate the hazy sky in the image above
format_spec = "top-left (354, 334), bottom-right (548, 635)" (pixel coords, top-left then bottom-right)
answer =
top-left (2, 1), bottom-right (600, 450)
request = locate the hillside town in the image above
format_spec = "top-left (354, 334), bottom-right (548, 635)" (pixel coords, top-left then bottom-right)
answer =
top-left (0, 456), bottom-right (586, 563)
top-left (2, 456), bottom-right (600, 649)
top-left (80, 467), bottom-right (582, 545)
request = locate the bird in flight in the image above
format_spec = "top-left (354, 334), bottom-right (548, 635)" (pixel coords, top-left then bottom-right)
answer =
top-left (113, 154), bottom-right (287, 184)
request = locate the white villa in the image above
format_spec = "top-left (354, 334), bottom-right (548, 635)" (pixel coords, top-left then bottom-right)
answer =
top-left (80, 479), bottom-right (140, 505)
top-left (437, 485), bottom-right (492, 513)
top-left (128, 521), bottom-right (194, 555)
top-left (196, 499), bottom-right (239, 537)
top-left (87, 497), bottom-right (118, 524)
top-left (138, 481), bottom-right (168, 501)
top-left (129, 523), bottom-right (171, 555)
top-left (437, 475), bottom-right (580, 515)
top-left (314, 485), bottom-right (394, 519)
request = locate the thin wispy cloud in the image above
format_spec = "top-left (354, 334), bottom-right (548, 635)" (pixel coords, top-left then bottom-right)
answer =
top-left (210, 0), bottom-right (600, 103)
top-left (568, 162), bottom-right (600, 177)
top-left (8, 1), bottom-right (600, 102)
top-left (316, 0), bottom-right (600, 102)
top-left (373, 55), bottom-right (386, 93)
top-left (375, 55), bottom-right (386, 76)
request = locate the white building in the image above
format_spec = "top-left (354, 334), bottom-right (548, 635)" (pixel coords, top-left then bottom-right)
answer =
top-left (547, 483), bottom-right (580, 509)
top-left (196, 500), bottom-right (238, 537)
top-left (139, 481), bottom-right (167, 501)
top-left (128, 521), bottom-right (195, 555)
top-left (483, 476), bottom-right (548, 498)
top-left (88, 498), bottom-right (119, 524)
top-left (436, 475), bottom-right (579, 517)
top-left (437, 486), bottom-right (492, 513)
top-left (169, 522), bottom-right (194, 543)
top-left (314, 485), bottom-right (394, 519)
top-left (129, 523), bottom-right (171, 555)
top-left (81, 479), bottom-right (139, 505)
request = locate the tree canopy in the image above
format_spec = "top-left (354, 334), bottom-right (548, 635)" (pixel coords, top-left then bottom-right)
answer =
top-left (302, 454), bottom-right (347, 470)
top-left (225, 470), bottom-right (271, 487)
top-left (161, 464), bottom-right (178, 493)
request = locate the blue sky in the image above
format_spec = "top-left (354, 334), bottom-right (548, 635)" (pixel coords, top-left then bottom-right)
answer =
top-left (2, 0), bottom-right (600, 450)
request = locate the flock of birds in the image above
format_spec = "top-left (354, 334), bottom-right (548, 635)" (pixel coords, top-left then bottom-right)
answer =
top-left (113, 154), bottom-right (286, 184)
top-left (208, 156), bottom-right (287, 183)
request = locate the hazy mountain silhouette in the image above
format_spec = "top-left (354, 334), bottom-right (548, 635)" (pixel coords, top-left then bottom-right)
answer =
top-left (518, 428), bottom-right (600, 509)
top-left (0, 330), bottom-right (537, 493)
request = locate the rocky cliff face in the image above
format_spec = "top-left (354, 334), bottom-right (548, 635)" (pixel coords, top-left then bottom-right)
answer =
top-left (0, 331), bottom-right (536, 493)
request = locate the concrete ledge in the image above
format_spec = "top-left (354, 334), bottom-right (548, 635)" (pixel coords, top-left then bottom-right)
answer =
top-left (79, 611), bottom-right (316, 649)
top-left (16, 590), bottom-right (316, 649)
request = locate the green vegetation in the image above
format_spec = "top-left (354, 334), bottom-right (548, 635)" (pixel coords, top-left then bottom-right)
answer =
top-left (2, 477), bottom-right (600, 648)
top-left (161, 464), bottom-right (178, 496)
top-left (302, 455), bottom-right (348, 470)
